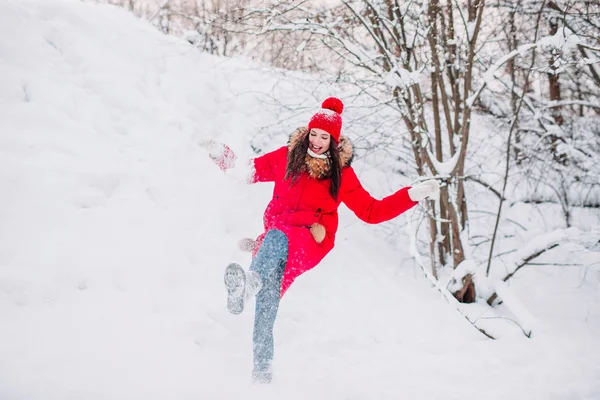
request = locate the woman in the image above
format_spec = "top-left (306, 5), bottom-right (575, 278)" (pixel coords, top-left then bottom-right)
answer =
top-left (206, 97), bottom-right (439, 384)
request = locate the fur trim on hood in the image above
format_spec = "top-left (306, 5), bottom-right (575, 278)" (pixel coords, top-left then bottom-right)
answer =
top-left (287, 127), bottom-right (353, 179)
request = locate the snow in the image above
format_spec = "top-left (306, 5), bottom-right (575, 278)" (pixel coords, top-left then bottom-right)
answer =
top-left (493, 280), bottom-right (540, 337)
top-left (1, 1), bottom-right (599, 399)
top-left (428, 149), bottom-right (461, 176)
top-left (469, 43), bottom-right (537, 107)
top-left (538, 27), bottom-right (581, 53)
top-left (472, 27), bottom-right (592, 109)
top-left (466, 21), bottom-right (475, 42)
top-left (296, 40), bottom-right (307, 52)
top-left (384, 67), bottom-right (421, 89)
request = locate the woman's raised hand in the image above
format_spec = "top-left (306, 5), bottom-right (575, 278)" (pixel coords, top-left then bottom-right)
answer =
top-left (408, 179), bottom-right (440, 202)
top-left (199, 139), bottom-right (237, 171)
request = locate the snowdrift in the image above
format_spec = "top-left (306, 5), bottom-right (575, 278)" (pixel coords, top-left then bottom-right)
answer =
top-left (0, 1), bottom-right (598, 399)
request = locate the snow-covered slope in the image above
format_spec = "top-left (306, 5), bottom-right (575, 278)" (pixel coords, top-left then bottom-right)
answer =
top-left (1, 1), bottom-right (599, 399)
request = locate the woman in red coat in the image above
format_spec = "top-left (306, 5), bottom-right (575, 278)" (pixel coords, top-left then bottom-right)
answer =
top-left (208, 97), bottom-right (439, 384)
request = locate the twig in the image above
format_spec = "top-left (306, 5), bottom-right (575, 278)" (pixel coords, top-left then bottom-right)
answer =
top-left (486, 0), bottom-right (546, 277)
top-left (487, 242), bottom-right (560, 305)
top-left (149, 0), bottom-right (170, 23)
top-left (463, 175), bottom-right (504, 200)
top-left (476, 316), bottom-right (531, 337)
top-left (503, 244), bottom-right (559, 282)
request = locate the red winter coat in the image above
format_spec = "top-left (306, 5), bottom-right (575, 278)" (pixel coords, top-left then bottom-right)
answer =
top-left (248, 128), bottom-right (418, 296)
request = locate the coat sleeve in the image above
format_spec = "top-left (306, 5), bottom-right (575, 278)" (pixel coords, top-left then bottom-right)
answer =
top-left (339, 167), bottom-right (418, 224)
top-left (251, 146), bottom-right (287, 183)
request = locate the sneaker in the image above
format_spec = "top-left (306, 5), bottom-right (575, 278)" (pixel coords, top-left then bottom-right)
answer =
top-left (252, 369), bottom-right (272, 384)
top-left (224, 263), bottom-right (246, 315)
top-left (245, 270), bottom-right (262, 300)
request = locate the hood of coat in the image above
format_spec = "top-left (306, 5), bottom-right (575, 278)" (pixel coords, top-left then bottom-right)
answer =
top-left (287, 127), bottom-right (354, 179)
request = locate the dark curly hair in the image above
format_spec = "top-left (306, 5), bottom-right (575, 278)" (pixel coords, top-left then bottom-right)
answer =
top-left (285, 131), bottom-right (341, 201)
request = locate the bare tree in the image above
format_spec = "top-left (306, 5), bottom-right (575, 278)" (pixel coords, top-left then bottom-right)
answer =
top-left (253, 0), bottom-right (490, 302)
top-left (103, 0), bottom-right (600, 311)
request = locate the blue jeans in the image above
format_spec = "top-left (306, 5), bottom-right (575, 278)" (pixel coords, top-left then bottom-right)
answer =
top-left (249, 229), bottom-right (288, 373)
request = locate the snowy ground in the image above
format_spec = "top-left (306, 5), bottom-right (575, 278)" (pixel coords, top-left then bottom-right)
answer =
top-left (1, 1), bottom-right (599, 399)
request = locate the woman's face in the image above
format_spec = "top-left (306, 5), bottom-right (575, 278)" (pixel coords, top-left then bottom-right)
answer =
top-left (308, 129), bottom-right (331, 155)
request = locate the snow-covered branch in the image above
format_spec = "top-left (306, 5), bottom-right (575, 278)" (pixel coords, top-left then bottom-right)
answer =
top-left (543, 100), bottom-right (600, 110)
top-left (486, 227), bottom-right (592, 305)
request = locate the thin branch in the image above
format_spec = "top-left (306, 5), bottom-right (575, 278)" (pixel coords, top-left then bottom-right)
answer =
top-left (149, 0), bottom-right (170, 23)
top-left (463, 175), bottom-right (505, 200)
top-left (487, 242), bottom-right (560, 305)
top-left (504, 244), bottom-right (560, 282)
top-left (486, 0), bottom-right (546, 277)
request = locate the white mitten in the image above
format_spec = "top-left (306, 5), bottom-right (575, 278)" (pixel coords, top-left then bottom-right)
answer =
top-left (408, 179), bottom-right (440, 201)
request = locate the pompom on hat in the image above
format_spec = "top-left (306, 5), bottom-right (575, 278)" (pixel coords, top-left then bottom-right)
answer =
top-left (307, 97), bottom-right (344, 142)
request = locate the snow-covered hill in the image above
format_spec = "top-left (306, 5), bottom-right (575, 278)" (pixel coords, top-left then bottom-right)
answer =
top-left (1, 1), bottom-right (599, 399)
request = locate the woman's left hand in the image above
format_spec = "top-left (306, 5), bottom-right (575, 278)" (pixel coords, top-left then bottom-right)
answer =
top-left (408, 179), bottom-right (440, 201)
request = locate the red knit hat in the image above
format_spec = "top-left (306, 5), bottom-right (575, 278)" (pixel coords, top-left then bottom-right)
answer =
top-left (307, 97), bottom-right (344, 142)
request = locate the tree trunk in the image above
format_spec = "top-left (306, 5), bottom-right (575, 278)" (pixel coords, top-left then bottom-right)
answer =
top-left (548, 19), bottom-right (563, 127)
top-left (428, 200), bottom-right (439, 279)
top-left (454, 274), bottom-right (476, 303)
top-left (508, 3), bottom-right (521, 163)
top-left (439, 185), bottom-right (450, 265)
top-left (547, 17), bottom-right (565, 166)
top-left (448, 201), bottom-right (465, 267)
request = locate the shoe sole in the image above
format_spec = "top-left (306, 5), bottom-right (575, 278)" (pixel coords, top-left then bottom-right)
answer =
top-left (224, 263), bottom-right (245, 315)
top-left (252, 370), bottom-right (272, 384)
